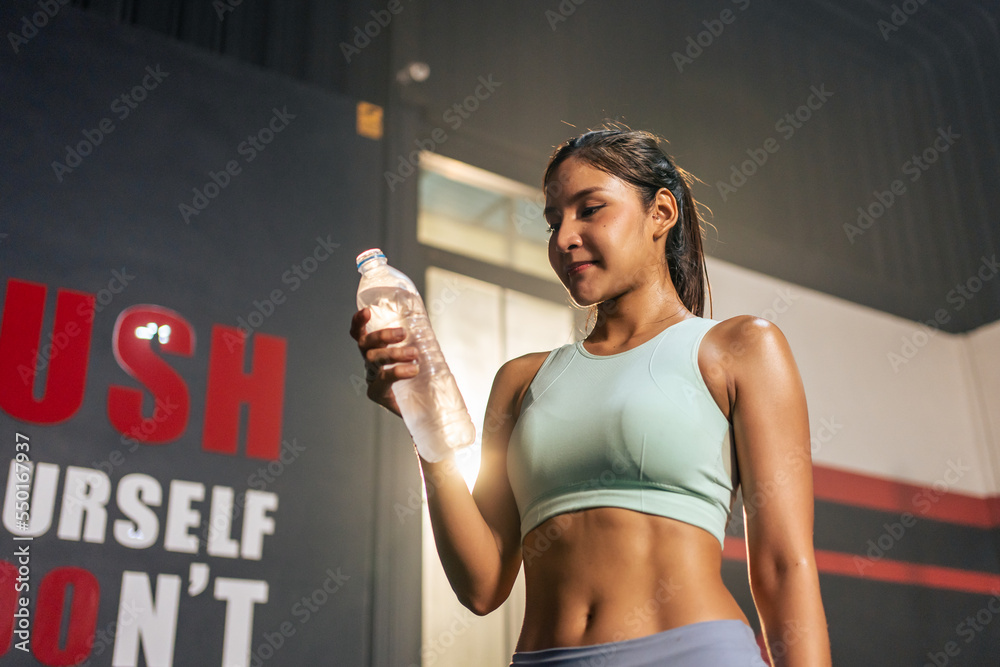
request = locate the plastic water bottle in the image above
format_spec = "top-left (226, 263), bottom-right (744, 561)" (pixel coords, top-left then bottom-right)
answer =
top-left (356, 248), bottom-right (476, 462)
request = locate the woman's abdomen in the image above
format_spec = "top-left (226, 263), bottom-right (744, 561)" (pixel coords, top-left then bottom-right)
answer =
top-left (516, 507), bottom-right (749, 652)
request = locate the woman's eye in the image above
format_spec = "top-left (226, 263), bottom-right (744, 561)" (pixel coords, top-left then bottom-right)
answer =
top-left (545, 223), bottom-right (558, 234)
top-left (581, 205), bottom-right (604, 218)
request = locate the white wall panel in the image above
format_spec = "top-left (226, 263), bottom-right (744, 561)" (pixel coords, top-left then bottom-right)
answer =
top-left (707, 255), bottom-right (999, 496)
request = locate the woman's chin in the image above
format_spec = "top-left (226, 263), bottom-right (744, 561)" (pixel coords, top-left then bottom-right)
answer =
top-left (565, 289), bottom-right (602, 309)
top-left (561, 277), bottom-right (612, 309)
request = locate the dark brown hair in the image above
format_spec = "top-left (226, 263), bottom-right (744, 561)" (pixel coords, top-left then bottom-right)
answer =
top-left (543, 127), bottom-right (713, 318)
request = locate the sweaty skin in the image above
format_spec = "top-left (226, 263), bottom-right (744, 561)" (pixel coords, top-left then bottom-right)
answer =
top-left (501, 321), bottom-right (751, 650)
top-left (351, 155), bottom-right (830, 665)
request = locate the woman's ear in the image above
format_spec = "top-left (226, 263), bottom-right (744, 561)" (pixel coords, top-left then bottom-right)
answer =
top-left (651, 188), bottom-right (680, 240)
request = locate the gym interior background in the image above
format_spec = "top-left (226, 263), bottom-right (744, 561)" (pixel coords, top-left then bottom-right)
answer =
top-left (1, 1), bottom-right (998, 665)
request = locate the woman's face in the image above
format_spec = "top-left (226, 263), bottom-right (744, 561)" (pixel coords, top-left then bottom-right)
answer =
top-left (543, 157), bottom-right (673, 307)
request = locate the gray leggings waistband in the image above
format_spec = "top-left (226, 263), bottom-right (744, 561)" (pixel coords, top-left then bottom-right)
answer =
top-left (509, 619), bottom-right (768, 666)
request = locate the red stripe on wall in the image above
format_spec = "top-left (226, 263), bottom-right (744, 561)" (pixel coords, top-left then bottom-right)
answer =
top-left (812, 464), bottom-right (1000, 529)
top-left (723, 537), bottom-right (1000, 596)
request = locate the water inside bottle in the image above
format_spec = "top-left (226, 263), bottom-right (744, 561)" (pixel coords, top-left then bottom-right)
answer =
top-left (358, 282), bottom-right (476, 459)
top-left (359, 285), bottom-right (421, 330)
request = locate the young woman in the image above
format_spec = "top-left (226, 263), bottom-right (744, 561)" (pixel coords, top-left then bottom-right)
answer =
top-left (350, 128), bottom-right (832, 666)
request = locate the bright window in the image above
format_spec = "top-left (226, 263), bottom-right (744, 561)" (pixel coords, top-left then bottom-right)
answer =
top-left (418, 152), bottom-right (557, 283)
top-left (418, 156), bottom-right (577, 666)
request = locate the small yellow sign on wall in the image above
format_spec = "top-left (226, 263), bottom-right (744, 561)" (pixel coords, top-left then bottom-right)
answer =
top-left (356, 101), bottom-right (383, 140)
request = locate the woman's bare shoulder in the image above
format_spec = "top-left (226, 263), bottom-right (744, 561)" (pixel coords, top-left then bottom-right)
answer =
top-left (495, 351), bottom-right (551, 391)
top-left (500, 350), bottom-right (552, 376)
top-left (491, 351), bottom-right (553, 416)
top-left (705, 314), bottom-right (797, 383)
top-left (711, 313), bottom-right (774, 333)
top-left (706, 315), bottom-right (787, 351)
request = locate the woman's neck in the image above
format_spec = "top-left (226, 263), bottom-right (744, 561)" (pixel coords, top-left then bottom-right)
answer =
top-left (587, 280), bottom-right (689, 350)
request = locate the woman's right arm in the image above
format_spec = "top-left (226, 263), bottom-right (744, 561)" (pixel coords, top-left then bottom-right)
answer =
top-left (350, 308), bottom-right (542, 615)
top-left (420, 355), bottom-right (543, 614)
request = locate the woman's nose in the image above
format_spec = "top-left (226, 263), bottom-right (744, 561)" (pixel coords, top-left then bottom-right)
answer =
top-left (553, 222), bottom-right (582, 252)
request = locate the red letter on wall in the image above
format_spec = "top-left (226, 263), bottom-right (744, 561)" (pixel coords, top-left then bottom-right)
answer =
top-left (108, 306), bottom-right (194, 443)
top-left (202, 326), bottom-right (287, 460)
top-left (32, 567), bottom-right (100, 665)
top-left (0, 279), bottom-right (95, 423)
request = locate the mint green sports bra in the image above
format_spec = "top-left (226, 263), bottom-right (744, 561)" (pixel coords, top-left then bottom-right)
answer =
top-left (507, 317), bottom-right (737, 549)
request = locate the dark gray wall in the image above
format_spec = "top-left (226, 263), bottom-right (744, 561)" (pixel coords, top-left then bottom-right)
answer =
top-left (399, 0), bottom-right (1000, 334)
top-left (69, 0), bottom-right (1000, 332)
top-left (70, 0), bottom-right (392, 108)
top-left (1, 3), bottom-right (419, 665)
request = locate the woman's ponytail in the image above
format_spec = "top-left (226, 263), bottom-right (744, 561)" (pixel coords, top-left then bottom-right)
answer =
top-left (666, 165), bottom-right (711, 318)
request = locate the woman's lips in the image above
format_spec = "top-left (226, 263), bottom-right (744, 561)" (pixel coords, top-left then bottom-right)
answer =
top-left (567, 261), bottom-right (596, 276)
